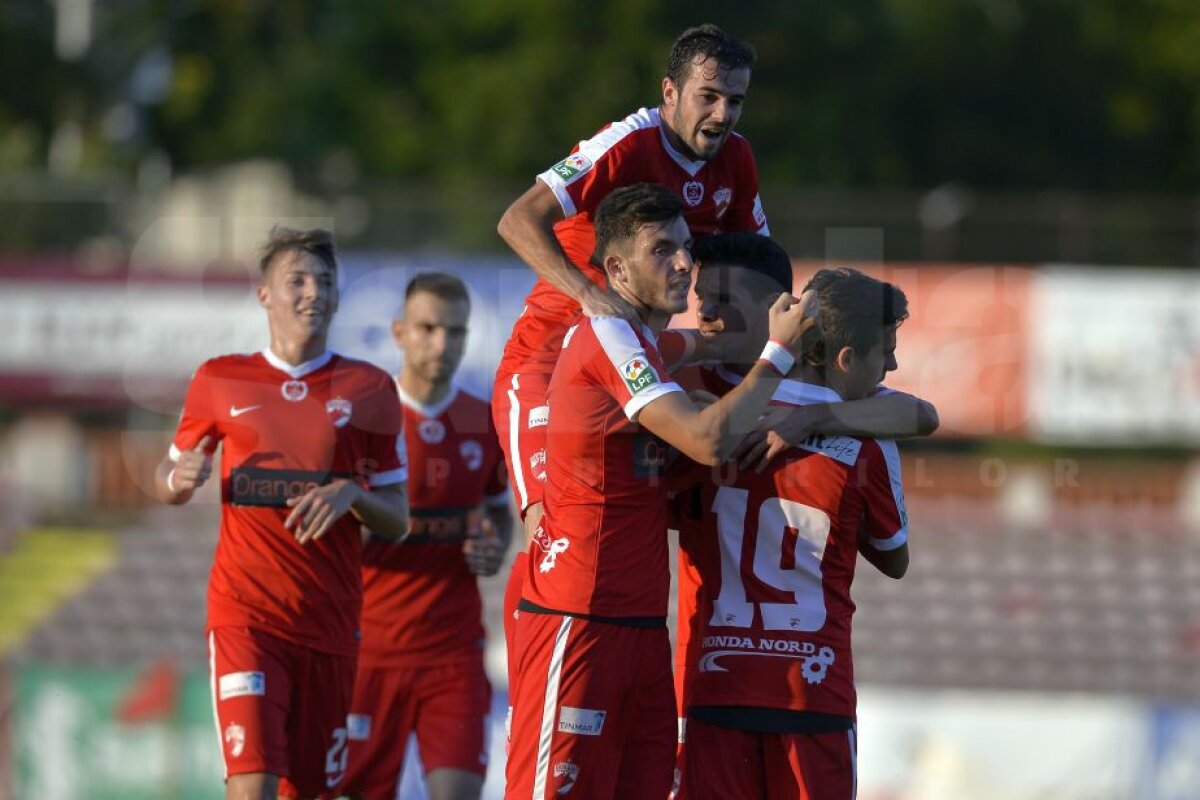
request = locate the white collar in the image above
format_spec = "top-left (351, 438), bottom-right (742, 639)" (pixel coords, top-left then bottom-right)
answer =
top-left (772, 379), bottom-right (844, 405)
top-left (655, 108), bottom-right (706, 177)
top-left (395, 378), bottom-right (458, 419)
top-left (261, 348), bottom-right (333, 379)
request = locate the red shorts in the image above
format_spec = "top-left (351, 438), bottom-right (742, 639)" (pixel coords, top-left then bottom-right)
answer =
top-left (342, 657), bottom-right (492, 798)
top-left (208, 626), bottom-right (355, 798)
top-left (492, 370), bottom-right (550, 514)
top-left (506, 611), bottom-right (675, 800)
top-left (679, 717), bottom-right (857, 800)
top-left (503, 552), bottom-right (527, 698)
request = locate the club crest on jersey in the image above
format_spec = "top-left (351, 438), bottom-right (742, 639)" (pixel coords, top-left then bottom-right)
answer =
top-left (326, 397), bottom-right (352, 428)
top-left (713, 186), bottom-right (732, 219)
top-left (529, 449), bottom-right (548, 483)
top-left (419, 419), bottom-right (446, 444)
top-left (532, 524), bottom-right (569, 573)
top-left (554, 761), bottom-right (580, 794)
top-left (460, 439), bottom-right (483, 471)
top-left (281, 380), bottom-right (308, 402)
top-left (619, 356), bottom-right (660, 395)
top-left (224, 723), bottom-right (246, 758)
top-left (551, 153), bottom-right (592, 183)
top-left (682, 180), bottom-right (704, 207)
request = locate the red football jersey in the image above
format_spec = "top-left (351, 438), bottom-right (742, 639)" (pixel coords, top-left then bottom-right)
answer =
top-left (358, 383), bottom-right (508, 666)
top-left (668, 363), bottom-right (743, 715)
top-left (170, 350), bottom-right (408, 657)
top-left (497, 106), bottom-right (768, 381)
top-left (678, 380), bottom-right (908, 718)
top-left (521, 316), bottom-right (684, 618)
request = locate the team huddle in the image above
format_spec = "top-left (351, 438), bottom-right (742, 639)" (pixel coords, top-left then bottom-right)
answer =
top-left (158, 24), bottom-right (936, 800)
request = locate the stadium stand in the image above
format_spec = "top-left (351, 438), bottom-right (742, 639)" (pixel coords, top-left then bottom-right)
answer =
top-left (11, 456), bottom-right (1200, 701)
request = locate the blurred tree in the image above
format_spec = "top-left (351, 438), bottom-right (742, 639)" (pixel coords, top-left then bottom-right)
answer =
top-left (2, 0), bottom-right (1199, 191)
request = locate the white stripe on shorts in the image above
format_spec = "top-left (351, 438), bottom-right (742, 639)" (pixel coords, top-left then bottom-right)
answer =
top-left (208, 632), bottom-right (228, 780)
top-left (849, 725), bottom-right (858, 799)
top-left (532, 616), bottom-right (573, 799)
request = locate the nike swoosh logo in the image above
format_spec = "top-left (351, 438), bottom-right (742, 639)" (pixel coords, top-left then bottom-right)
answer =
top-left (229, 405), bottom-right (262, 417)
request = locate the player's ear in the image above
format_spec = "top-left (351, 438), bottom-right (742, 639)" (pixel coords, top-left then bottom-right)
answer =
top-left (603, 253), bottom-right (626, 285)
top-left (833, 345), bottom-right (855, 374)
top-left (256, 282), bottom-right (270, 309)
top-left (391, 318), bottom-right (406, 345)
top-left (662, 76), bottom-right (677, 109)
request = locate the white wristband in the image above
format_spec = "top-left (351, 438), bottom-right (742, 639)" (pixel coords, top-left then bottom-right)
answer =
top-left (166, 468), bottom-right (178, 494)
top-left (758, 339), bottom-right (795, 377)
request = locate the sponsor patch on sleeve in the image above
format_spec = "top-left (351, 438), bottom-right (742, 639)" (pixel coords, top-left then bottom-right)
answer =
top-left (550, 153), bottom-right (593, 184)
top-left (619, 355), bottom-right (660, 395)
top-left (218, 671), bottom-right (265, 700)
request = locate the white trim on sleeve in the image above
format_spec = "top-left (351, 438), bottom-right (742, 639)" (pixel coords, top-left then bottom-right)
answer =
top-left (368, 467), bottom-right (408, 488)
top-left (590, 317), bottom-right (684, 421)
top-left (869, 439), bottom-right (909, 550)
top-left (536, 107), bottom-right (658, 217)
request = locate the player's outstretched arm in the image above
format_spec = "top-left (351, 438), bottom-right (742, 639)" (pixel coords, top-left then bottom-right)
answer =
top-left (497, 181), bottom-right (637, 323)
top-left (154, 436), bottom-right (212, 505)
top-left (735, 392), bottom-right (940, 471)
top-left (286, 480), bottom-right (408, 545)
top-left (639, 293), bottom-right (820, 465)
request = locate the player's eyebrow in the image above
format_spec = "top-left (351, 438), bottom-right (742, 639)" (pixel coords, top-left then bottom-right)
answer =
top-left (696, 82), bottom-right (746, 102)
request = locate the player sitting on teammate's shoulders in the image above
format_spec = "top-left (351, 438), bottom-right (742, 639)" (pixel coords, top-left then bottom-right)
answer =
top-left (506, 183), bottom-right (818, 800)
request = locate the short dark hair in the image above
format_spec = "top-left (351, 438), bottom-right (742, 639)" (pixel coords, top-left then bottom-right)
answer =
top-left (666, 24), bottom-right (756, 87)
top-left (692, 232), bottom-right (792, 298)
top-left (593, 183), bottom-right (684, 261)
top-left (802, 268), bottom-right (909, 360)
top-left (404, 271), bottom-right (470, 309)
top-left (258, 226), bottom-right (337, 276)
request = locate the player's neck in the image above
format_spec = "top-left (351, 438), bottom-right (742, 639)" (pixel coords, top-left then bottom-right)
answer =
top-left (658, 108), bottom-right (700, 162)
top-left (267, 338), bottom-right (327, 367)
top-left (793, 363), bottom-right (826, 387)
top-left (611, 286), bottom-right (666, 335)
top-left (397, 368), bottom-right (452, 408)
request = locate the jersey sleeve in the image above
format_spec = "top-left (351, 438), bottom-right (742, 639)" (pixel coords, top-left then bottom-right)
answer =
top-left (536, 122), bottom-right (642, 218)
top-left (585, 317), bottom-right (684, 421)
top-left (724, 138), bottom-right (769, 236)
top-left (483, 415), bottom-right (509, 506)
top-left (363, 373), bottom-right (409, 488)
top-left (859, 439), bottom-right (908, 551)
top-left (168, 362), bottom-right (223, 462)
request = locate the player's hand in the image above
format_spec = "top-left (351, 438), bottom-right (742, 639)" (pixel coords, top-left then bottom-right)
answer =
top-left (580, 285), bottom-right (641, 326)
top-left (170, 436), bottom-right (214, 494)
top-left (731, 406), bottom-right (814, 473)
top-left (463, 517), bottom-right (504, 577)
top-left (766, 290), bottom-right (821, 356)
top-left (285, 479), bottom-right (361, 545)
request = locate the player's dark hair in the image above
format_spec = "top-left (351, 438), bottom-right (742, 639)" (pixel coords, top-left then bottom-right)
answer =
top-left (593, 183), bottom-right (684, 261)
top-left (258, 226), bottom-right (337, 276)
top-left (404, 271), bottom-right (470, 310)
top-left (666, 24), bottom-right (756, 87)
top-left (802, 268), bottom-right (909, 362)
top-left (692, 232), bottom-right (792, 299)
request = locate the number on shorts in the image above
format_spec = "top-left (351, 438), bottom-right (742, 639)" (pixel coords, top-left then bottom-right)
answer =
top-left (709, 486), bottom-right (831, 631)
top-left (325, 727), bottom-right (349, 786)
